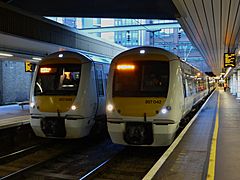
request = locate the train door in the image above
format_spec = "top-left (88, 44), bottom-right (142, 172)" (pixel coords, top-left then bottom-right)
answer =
top-left (182, 73), bottom-right (194, 115)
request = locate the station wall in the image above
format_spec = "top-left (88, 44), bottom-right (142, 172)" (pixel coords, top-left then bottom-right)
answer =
top-left (0, 60), bottom-right (32, 105)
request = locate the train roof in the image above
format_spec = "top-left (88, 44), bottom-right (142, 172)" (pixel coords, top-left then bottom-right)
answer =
top-left (40, 50), bottom-right (112, 64)
top-left (112, 46), bottom-right (206, 75)
top-left (113, 46), bottom-right (179, 61)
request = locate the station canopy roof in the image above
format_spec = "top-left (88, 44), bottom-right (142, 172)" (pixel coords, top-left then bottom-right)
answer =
top-left (1, 0), bottom-right (240, 75)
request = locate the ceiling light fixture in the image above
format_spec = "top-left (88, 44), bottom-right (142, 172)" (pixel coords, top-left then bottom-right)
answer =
top-left (32, 57), bottom-right (42, 61)
top-left (0, 52), bottom-right (13, 57)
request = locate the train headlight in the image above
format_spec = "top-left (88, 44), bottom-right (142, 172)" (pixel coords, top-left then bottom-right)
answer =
top-left (161, 106), bottom-right (171, 114)
top-left (71, 105), bottom-right (77, 111)
top-left (58, 53), bottom-right (63, 58)
top-left (161, 108), bottom-right (168, 114)
top-left (30, 102), bottom-right (35, 108)
top-left (107, 104), bottom-right (114, 112)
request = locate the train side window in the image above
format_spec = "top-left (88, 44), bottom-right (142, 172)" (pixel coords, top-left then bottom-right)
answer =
top-left (185, 79), bottom-right (190, 96)
top-left (183, 74), bottom-right (194, 97)
top-left (196, 77), bottom-right (206, 92)
top-left (188, 78), bottom-right (194, 95)
top-left (182, 75), bottom-right (187, 97)
top-left (95, 64), bottom-right (104, 97)
top-left (104, 73), bottom-right (108, 89)
top-left (103, 64), bottom-right (110, 89)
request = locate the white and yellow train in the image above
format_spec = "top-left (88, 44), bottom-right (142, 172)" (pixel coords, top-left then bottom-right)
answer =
top-left (30, 50), bottom-right (110, 138)
top-left (106, 46), bottom-right (211, 146)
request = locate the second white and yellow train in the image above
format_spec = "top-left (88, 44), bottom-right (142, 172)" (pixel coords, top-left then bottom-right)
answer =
top-left (106, 46), bottom-right (212, 146)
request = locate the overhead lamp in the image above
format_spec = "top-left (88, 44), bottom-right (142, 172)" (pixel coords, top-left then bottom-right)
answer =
top-left (32, 57), bottom-right (42, 61)
top-left (140, 49), bottom-right (145, 54)
top-left (0, 52), bottom-right (13, 57)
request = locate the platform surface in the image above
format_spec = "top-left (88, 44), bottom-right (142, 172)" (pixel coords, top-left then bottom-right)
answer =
top-left (215, 91), bottom-right (240, 180)
top-left (151, 91), bottom-right (217, 179)
top-left (0, 104), bottom-right (30, 129)
top-left (149, 89), bottom-right (240, 180)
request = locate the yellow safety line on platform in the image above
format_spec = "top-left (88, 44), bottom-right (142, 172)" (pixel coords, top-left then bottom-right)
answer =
top-left (207, 93), bottom-right (220, 180)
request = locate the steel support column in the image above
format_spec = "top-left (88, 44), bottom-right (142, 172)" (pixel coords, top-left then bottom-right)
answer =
top-left (237, 69), bottom-right (240, 99)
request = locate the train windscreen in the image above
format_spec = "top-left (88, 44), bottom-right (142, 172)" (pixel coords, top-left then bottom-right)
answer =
top-left (113, 61), bottom-right (169, 97)
top-left (34, 64), bottom-right (81, 95)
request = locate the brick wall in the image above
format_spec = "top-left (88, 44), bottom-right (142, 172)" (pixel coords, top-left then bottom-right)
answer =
top-left (0, 60), bottom-right (32, 105)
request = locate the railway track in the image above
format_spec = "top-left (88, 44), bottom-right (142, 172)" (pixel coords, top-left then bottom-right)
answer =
top-left (81, 146), bottom-right (167, 180)
top-left (0, 124), bottom-right (41, 157)
top-left (0, 143), bottom-right (46, 164)
top-left (3, 137), bottom-right (168, 180)
top-left (21, 138), bottom-right (124, 179)
top-left (4, 139), bottom-right (164, 180)
top-left (0, 139), bottom-right (76, 179)
top-left (0, 137), bottom-right (178, 180)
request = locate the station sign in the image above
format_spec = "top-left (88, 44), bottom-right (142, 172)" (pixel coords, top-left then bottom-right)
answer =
top-left (25, 61), bottom-right (33, 72)
top-left (224, 53), bottom-right (236, 68)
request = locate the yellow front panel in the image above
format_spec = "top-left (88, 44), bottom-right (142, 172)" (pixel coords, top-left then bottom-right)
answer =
top-left (113, 97), bottom-right (166, 117)
top-left (35, 96), bottom-right (75, 113)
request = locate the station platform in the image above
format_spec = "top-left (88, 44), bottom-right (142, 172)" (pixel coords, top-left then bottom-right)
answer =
top-left (144, 89), bottom-right (240, 180)
top-left (0, 104), bottom-right (30, 129)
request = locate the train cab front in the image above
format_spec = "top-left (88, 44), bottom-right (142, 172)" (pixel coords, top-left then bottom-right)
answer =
top-left (106, 53), bottom-right (178, 146)
top-left (30, 62), bottom-right (92, 139)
